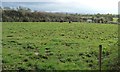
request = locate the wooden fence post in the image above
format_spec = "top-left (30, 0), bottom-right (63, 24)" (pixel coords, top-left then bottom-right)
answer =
top-left (99, 45), bottom-right (102, 72)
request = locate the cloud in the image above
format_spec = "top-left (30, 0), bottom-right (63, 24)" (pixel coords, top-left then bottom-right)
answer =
top-left (2, 0), bottom-right (55, 2)
top-left (2, 0), bottom-right (119, 14)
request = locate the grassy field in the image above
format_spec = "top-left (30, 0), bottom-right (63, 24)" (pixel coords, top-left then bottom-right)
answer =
top-left (2, 22), bottom-right (118, 70)
top-left (113, 18), bottom-right (118, 22)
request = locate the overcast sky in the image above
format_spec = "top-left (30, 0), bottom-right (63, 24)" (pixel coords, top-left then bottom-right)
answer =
top-left (2, 0), bottom-right (120, 14)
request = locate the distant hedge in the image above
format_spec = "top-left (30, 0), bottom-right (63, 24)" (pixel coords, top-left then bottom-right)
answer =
top-left (1, 9), bottom-right (116, 22)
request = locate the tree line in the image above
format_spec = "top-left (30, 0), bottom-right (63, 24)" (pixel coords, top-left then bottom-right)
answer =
top-left (1, 6), bottom-right (118, 23)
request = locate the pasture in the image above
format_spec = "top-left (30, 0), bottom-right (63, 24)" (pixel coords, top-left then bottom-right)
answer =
top-left (113, 18), bottom-right (118, 22)
top-left (2, 22), bottom-right (118, 70)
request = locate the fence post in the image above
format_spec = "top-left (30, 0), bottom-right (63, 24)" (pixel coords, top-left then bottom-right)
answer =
top-left (99, 45), bottom-right (102, 72)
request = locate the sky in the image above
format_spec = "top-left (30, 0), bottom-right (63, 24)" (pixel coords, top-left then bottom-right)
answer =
top-left (2, 0), bottom-right (120, 14)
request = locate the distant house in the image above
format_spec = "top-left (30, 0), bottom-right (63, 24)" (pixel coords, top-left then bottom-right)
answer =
top-left (87, 19), bottom-right (92, 23)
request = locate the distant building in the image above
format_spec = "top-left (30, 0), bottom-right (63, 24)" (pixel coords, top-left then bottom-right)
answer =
top-left (87, 19), bottom-right (92, 23)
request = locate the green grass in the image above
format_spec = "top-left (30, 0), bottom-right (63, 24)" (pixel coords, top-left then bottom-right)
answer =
top-left (2, 22), bottom-right (118, 70)
top-left (113, 18), bottom-right (118, 22)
